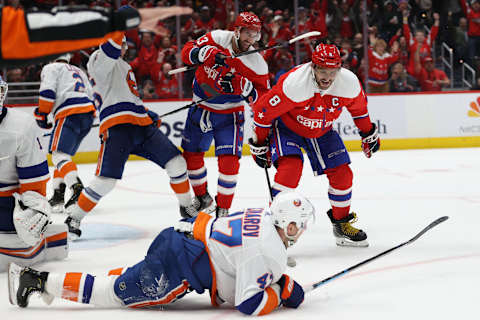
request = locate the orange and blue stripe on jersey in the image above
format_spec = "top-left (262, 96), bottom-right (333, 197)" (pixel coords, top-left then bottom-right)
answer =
top-left (192, 211), bottom-right (220, 307)
top-left (38, 89), bottom-right (55, 113)
top-left (128, 280), bottom-right (190, 308)
top-left (236, 286), bottom-right (281, 316)
top-left (0, 182), bottom-right (19, 197)
top-left (53, 97), bottom-right (95, 120)
top-left (98, 102), bottom-right (152, 134)
top-left (17, 160), bottom-right (50, 196)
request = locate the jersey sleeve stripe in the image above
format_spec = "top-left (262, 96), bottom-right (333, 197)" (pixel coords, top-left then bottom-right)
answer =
top-left (101, 40), bottom-right (121, 59)
top-left (39, 89), bottom-right (56, 100)
top-left (352, 112), bottom-right (369, 119)
top-left (16, 161), bottom-right (49, 180)
top-left (192, 211), bottom-right (219, 307)
top-left (259, 286), bottom-right (280, 315)
top-left (253, 120), bottom-right (272, 128)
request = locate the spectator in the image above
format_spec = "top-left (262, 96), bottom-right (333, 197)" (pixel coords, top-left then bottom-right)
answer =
top-left (459, 0), bottom-right (480, 64)
top-left (156, 36), bottom-right (177, 66)
top-left (130, 30), bottom-right (159, 82)
top-left (403, 10), bottom-right (440, 75)
top-left (452, 16), bottom-right (469, 64)
top-left (379, 0), bottom-right (402, 41)
top-left (151, 62), bottom-right (179, 99)
top-left (367, 37), bottom-right (399, 93)
top-left (6, 68), bottom-right (24, 82)
top-left (335, 0), bottom-right (358, 39)
top-left (340, 38), bottom-right (359, 72)
top-left (388, 62), bottom-right (419, 92)
top-left (351, 32), bottom-right (364, 62)
top-left (192, 6), bottom-right (216, 38)
top-left (414, 54), bottom-right (450, 91)
top-left (141, 79), bottom-right (159, 100)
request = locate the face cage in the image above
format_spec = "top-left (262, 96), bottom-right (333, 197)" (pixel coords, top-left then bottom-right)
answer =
top-left (284, 211), bottom-right (315, 247)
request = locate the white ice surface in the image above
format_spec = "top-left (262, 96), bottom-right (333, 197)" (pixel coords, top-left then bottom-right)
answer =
top-left (1, 148), bottom-right (479, 319)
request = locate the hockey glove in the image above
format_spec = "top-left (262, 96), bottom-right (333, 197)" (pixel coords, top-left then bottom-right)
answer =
top-left (33, 108), bottom-right (52, 129)
top-left (277, 274), bottom-right (304, 309)
top-left (360, 122), bottom-right (380, 158)
top-left (13, 192), bottom-right (51, 246)
top-left (248, 137), bottom-right (272, 168)
top-left (217, 73), bottom-right (257, 103)
top-left (147, 110), bottom-right (162, 128)
top-left (192, 45), bottom-right (229, 68)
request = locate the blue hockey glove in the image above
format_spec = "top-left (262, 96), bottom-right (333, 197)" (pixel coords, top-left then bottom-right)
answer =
top-left (147, 110), bottom-right (162, 128)
top-left (359, 122), bottom-right (380, 158)
top-left (33, 108), bottom-right (52, 129)
top-left (277, 274), bottom-right (304, 308)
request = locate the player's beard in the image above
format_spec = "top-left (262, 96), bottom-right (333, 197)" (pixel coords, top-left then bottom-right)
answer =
top-left (239, 40), bottom-right (251, 52)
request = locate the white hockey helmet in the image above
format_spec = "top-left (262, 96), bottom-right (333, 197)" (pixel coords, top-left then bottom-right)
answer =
top-left (0, 76), bottom-right (8, 107)
top-left (55, 53), bottom-right (72, 63)
top-left (270, 192), bottom-right (316, 246)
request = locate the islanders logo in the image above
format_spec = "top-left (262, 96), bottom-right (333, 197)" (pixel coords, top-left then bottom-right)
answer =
top-left (293, 199), bottom-right (302, 207)
top-left (468, 98), bottom-right (480, 117)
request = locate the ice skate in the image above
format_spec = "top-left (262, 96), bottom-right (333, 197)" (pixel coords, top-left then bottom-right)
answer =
top-left (64, 178), bottom-right (83, 209)
top-left (180, 204), bottom-right (198, 218)
top-left (8, 263), bottom-right (53, 308)
top-left (192, 192), bottom-right (216, 214)
top-left (48, 182), bottom-right (66, 213)
top-left (327, 209), bottom-right (368, 247)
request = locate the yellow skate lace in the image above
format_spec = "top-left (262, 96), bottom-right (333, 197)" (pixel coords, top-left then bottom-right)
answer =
top-left (340, 213), bottom-right (361, 236)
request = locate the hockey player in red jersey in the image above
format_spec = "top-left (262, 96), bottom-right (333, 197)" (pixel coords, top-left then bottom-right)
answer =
top-left (180, 12), bottom-right (270, 217)
top-left (249, 44), bottom-right (380, 247)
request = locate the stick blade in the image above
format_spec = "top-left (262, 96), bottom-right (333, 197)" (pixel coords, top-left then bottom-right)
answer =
top-left (409, 216), bottom-right (449, 243)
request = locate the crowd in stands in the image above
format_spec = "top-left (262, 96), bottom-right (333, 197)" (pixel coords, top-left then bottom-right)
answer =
top-left (4, 0), bottom-right (480, 99)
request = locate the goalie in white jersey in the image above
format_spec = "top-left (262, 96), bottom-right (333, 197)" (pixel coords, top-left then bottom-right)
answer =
top-left (35, 54), bottom-right (96, 213)
top-left (9, 192), bottom-right (314, 316)
top-left (0, 76), bottom-right (68, 272)
top-left (64, 33), bottom-right (197, 240)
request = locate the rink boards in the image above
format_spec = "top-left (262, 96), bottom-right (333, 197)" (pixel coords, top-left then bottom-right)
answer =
top-left (10, 90), bottom-right (480, 164)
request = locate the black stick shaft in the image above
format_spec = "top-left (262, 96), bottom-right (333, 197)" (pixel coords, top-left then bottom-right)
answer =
top-left (308, 216), bottom-right (449, 292)
top-left (264, 165), bottom-right (273, 201)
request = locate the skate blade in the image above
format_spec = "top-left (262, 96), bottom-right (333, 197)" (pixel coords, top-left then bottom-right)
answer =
top-left (67, 231), bottom-right (80, 241)
top-left (287, 256), bottom-right (297, 267)
top-left (202, 202), bottom-right (216, 214)
top-left (8, 262), bottom-right (21, 306)
top-left (41, 292), bottom-right (54, 305)
top-left (335, 238), bottom-right (369, 247)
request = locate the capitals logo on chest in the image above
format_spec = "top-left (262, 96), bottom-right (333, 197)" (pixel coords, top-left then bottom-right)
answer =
top-left (126, 70), bottom-right (139, 97)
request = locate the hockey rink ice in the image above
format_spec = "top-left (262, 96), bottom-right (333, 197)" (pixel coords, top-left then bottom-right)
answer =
top-left (1, 147), bottom-right (479, 319)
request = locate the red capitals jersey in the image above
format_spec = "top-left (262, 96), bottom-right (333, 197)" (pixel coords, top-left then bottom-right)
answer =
top-left (253, 63), bottom-right (373, 142)
top-left (368, 48), bottom-right (399, 85)
top-left (181, 30), bottom-right (270, 113)
top-left (460, 0), bottom-right (480, 36)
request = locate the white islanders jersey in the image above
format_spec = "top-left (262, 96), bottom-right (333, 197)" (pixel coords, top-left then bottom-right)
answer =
top-left (38, 62), bottom-right (95, 120)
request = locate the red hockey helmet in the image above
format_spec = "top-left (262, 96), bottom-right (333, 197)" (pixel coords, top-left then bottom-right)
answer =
top-left (312, 44), bottom-right (342, 68)
top-left (234, 12), bottom-right (262, 33)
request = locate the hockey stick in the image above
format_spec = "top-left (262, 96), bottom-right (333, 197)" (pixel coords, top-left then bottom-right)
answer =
top-left (305, 216), bottom-right (449, 293)
top-left (264, 165), bottom-right (273, 201)
top-left (158, 93), bottom-right (219, 118)
top-left (169, 31), bottom-right (322, 75)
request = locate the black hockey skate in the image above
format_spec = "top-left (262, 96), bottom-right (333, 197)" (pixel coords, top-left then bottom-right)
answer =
top-left (8, 263), bottom-right (52, 308)
top-left (49, 182), bottom-right (66, 213)
top-left (64, 178), bottom-right (84, 209)
top-left (192, 192), bottom-right (215, 214)
top-left (216, 207), bottom-right (229, 218)
top-left (65, 216), bottom-right (82, 239)
top-left (327, 209), bottom-right (368, 247)
top-left (180, 204), bottom-right (198, 218)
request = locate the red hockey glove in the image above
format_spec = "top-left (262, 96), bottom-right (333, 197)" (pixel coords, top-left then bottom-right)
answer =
top-left (360, 122), bottom-right (380, 158)
top-left (277, 274), bottom-right (304, 308)
top-left (248, 137), bottom-right (272, 168)
top-left (33, 108), bottom-right (52, 129)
